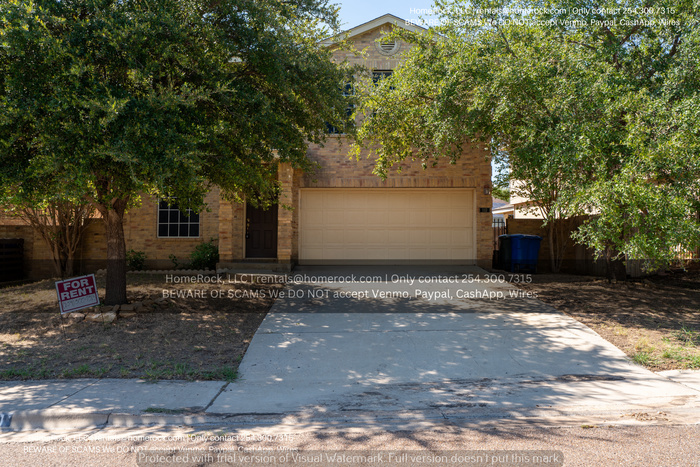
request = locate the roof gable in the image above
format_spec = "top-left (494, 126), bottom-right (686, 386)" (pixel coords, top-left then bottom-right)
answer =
top-left (321, 14), bottom-right (427, 47)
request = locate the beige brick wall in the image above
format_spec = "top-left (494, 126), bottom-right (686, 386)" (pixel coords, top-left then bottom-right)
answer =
top-left (331, 25), bottom-right (415, 68)
top-left (0, 218), bottom-right (106, 279)
top-left (277, 162), bottom-right (295, 262)
top-left (120, 189), bottom-right (220, 268)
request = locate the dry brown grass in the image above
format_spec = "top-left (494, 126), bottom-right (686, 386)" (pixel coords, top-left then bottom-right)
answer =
top-left (518, 271), bottom-right (700, 371)
top-left (0, 274), bottom-right (279, 380)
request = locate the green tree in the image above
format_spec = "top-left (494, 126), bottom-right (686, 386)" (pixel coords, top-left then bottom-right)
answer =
top-left (353, 0), bottom-right (700, 276)
top-left (0, 0), bottom-right (351, 304)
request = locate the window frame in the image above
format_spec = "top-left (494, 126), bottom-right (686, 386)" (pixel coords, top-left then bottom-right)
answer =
top-left (156, 199), bottom-right (201, 239)
top-left (325, 81), bottom-right (355, 135)
top-left (372, 70), bottom-right (393, 85)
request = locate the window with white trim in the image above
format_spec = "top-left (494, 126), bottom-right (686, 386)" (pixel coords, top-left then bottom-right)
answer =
top-left (157, 200), bottom-right (200, 238)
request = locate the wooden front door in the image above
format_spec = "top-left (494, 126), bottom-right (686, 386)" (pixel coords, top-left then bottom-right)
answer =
top-left (246, 204), bottom-right (278, 258)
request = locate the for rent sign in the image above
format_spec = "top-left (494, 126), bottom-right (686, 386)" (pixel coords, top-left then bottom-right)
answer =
top-left (55, 274), bottom-right (100, 314)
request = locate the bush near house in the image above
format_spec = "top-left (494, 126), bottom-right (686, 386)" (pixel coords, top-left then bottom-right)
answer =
top-left (189, 240), bottom-right (219, 271)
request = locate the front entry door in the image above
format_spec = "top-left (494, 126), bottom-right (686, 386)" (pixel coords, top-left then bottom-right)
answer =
top-left (246, 204), bottom-right (278, 258)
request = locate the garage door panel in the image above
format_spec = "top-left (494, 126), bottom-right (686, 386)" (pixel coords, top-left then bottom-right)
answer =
top-left (387, 210), bottom-right (408, 225)
top-left (408, 229), bottom-right (429, 244)
top-left (451, 214), bottom-right (470, 228)
top-left (364, 210), bottom-right (387, 225)
top-left (450, 248), bottom-right (471, 258)
top-left (304, 228), bottom-right (325, 244)
top-left (408, 193), bottom-right (430, 208)
top-left (365, 229), bottom-right (389, 244)
top-left (429, 230), bottom-right (451, 245)
top-left (389, 229), bottom-right (409, 243)
top-left (431, 193), bottom-right (451, 206)
top-left (330, 209), bottom-right (357, 224)
top-left (364, 248), bottom-right (388, 260)
top-left (429, 248), bottom-right (451, 260)
top-left (408, 248), bottom-right (429, 260)
top-left (429, 209), bottom-right (452, 226)
top-left (322, 229), bottom-right (344, 243)
top-left (303, 248), bottom-right (324, 260)
top-left (387, 248), bottom-right (410, 259)
top-left (300, 189), bottom-right (474, 262)
top-left (305, 195), bottom-right (324, 211)
top-left (343, 210), bottom-right (366, 225)
top-left (409, 211), bottom-right (428, 225)
top-left (451, 230), bottom-right (470, 244)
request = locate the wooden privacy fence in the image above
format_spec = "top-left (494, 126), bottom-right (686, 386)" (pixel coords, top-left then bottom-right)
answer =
top-left (0, 238), bottom-right (24, 282)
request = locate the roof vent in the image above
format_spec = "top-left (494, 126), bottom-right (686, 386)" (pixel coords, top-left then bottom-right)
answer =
top-left (380, 40), bottom-right (396, 52)
top-left (376, 39), bottom-right (400, 56)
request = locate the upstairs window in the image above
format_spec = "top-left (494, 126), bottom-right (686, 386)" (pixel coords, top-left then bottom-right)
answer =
top-left (370, 70), bottom-right (394, 118)
top-left (372, 70), bottom-right (393, 85)
top-left (157, 200), bottom-right (200, 238)
top-left (326, 82), bottom-right (354, 135)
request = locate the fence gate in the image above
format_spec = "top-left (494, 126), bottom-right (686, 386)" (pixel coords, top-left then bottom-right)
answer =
top-left (492, 218), bottom-right (506, 250)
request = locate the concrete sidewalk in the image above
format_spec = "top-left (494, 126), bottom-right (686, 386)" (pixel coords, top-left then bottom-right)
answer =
top-left (0, 379), bottom-right (226, 430)
top-left (2, 370), bottom-right (700, 432)
top-left (2, 266), bottom-right (700, 431)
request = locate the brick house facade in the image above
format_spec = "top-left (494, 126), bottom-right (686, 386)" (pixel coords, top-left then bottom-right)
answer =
top-left (2, 15), bottom-right (493, 278)
top-left (217, 15), bottom-right (493, 269)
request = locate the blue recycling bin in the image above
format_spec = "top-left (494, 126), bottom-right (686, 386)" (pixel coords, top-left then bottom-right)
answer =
top-left (498, 234), bottom-right (542, 273)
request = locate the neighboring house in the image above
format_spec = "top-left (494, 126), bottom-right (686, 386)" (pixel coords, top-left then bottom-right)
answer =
top-left (1, 14), bottom-right (494, 277)
top-left (492, 197), bottom-right (513, 221)
top-left (492, 180), bottom-right (545, 220)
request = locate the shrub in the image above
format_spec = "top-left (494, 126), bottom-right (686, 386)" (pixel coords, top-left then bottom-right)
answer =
top-left (189, 239), bottom-right (219, 270)
top-left (126, 249), bottom-right (146, 271)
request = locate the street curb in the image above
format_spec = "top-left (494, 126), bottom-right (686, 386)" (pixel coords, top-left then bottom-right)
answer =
top-left (2, 410), bottom-right (225, 432)
top-left (4, 398), bottom-right (700, 432)
top-left (108, 413), bottom-right (215, 428)
top-left (7, 410), bottom-right (110, 431)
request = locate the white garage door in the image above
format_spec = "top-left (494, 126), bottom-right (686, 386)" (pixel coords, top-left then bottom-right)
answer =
top-left (299, 189), bottom-right (475, 263)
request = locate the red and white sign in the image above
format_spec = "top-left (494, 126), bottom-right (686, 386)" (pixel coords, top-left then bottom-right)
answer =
top-left (55, 274), bottom-right (100, 314)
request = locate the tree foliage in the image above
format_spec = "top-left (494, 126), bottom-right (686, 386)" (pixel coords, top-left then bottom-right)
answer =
top-left (353, 0), bottom-right (700, 273)
top-left (0, 0), bottom-right (351, 303)
top-left (1, 188), bottom-right (94, 278)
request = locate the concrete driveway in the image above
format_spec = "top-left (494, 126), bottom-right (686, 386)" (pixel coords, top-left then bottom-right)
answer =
top-left (207, 266), bottom-right (700, 418)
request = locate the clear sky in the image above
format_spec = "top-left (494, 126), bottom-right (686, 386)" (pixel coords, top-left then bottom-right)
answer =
top-left (335, 0), bottom-right (435, 29)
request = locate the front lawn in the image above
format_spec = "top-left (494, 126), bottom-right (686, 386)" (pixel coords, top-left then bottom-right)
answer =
top-left (516, 270), bottom-right (700, 371)
top-left (0, 273), bottom-right (279, 381)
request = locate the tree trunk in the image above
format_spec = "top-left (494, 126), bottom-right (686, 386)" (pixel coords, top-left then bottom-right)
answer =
top-left (104, 205), bottom-right (128, 305)
top-left (52, 241), bottom-right (63, 278)
top-left (604, 246), bottom-right (627, 282)
top-left (548, 221), bottom-right (557, 273)
top-left (65, 251), bottom-right (75, 277)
